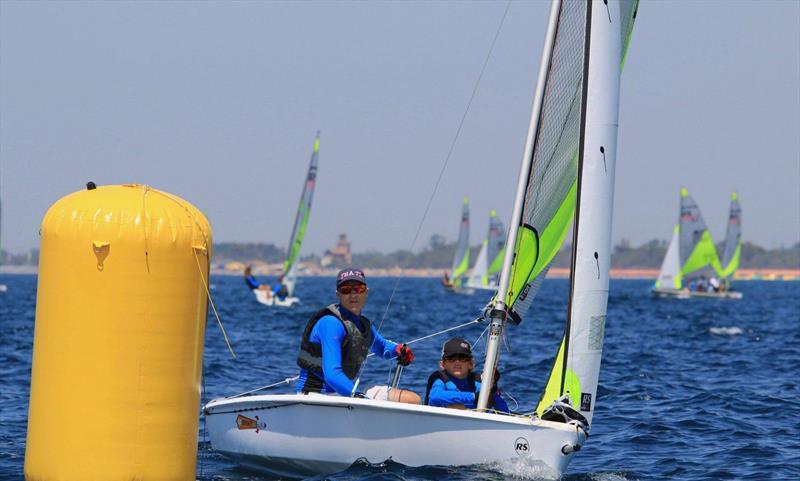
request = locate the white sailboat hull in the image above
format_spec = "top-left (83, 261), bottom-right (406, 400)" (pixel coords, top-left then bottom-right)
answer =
top-left (253, 289), bottom-right (300, 307)
top-left (204, 394), bottom-right (583, 479)
top-left (651, 288), bottom-right (742, 300)
top-left (443, 284), bottom-right (476, 296)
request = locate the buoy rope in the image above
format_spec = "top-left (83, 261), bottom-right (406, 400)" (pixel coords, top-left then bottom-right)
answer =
top-left (354, 0), bottom-right (513, 390)
top-left (225, 317), bottom-right (484, 398)
top-left (193, 248), bottom-right (236, 358)
top-left (147, 187), bottom-right (236, 359)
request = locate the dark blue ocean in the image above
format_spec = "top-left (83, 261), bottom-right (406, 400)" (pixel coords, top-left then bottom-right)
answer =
top-left (2, 275), bottom-right (799, 480)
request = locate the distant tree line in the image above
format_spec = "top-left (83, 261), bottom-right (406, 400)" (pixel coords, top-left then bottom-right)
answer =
top-left (2, 239), bottom-right (798, 269)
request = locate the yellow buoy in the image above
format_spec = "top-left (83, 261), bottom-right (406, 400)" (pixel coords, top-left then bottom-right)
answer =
top-left (25, 183), bottom-right (212, 481)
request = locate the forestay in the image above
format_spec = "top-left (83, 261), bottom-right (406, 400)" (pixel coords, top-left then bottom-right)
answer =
top-left (282, 133), bottom-right (320, 296)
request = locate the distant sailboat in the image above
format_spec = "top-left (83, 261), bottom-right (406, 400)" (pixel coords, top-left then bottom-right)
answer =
top-left (718, 192), bottom-right (742, 289)
top-left (652, 187), bottom-right (741, 299)
top-left (442, 198), bottom-right (474, 294)
top-left (205, 1), bottom-right (639, 477)
top-left (253, 132), bottom-right (320, 307)
top-left (466, 210), bottom-right (505, 291)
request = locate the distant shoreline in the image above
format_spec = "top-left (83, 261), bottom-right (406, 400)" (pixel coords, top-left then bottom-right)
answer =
top-left (2, 265), bottom-right (797, 281)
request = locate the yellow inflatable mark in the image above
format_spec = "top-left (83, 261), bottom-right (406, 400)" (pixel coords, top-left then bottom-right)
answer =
top-left (25, 183), bottom-right (212, 481)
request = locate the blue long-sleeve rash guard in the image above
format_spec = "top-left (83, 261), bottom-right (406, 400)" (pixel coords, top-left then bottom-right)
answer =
top-left (428, 376), bottom-right (510, 413)
top-left (297, 305), bottom-right (398, 396)
top-left (245, 275), bottom-right (260, 290)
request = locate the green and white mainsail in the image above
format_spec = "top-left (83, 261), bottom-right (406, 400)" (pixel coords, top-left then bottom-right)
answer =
top-left (677, 187), bottom-right (721, 280)
top-left (476, 0), bottom-right (638, 424)
top-left (718, 192), bottom-right (742, 279)
top-left (282, 132), bottom-right (320, 296)
top-left (655, 187), bottom-right (723, 290)
top-left (450, 198), bottom-right (471, 287)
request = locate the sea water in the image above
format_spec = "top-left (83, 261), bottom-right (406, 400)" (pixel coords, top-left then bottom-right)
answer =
top-left (1, 275), bottom-right (798, 480)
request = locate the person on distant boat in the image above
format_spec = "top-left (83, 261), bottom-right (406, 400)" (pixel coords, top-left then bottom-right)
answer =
top-left (696, 276), bottom-right (707, 292)
top-left (441, 271), bottom-right (453, 289)
top-left (244, 265), bottom-right (275, 300)
top-left (272, 274), bottom-right (289, 300)
top-left (709, 276), bottom-right (720, 292)
top-left (296, 268), bottom-right (420, 404)
top-left (424, 337), bottom-right (509, 413)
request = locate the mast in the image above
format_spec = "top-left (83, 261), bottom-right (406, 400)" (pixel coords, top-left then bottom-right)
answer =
top-left (477, 0), bottom-right (562, 410)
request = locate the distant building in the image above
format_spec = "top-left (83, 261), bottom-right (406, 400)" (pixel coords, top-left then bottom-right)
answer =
top-left (321, 234), bottom-right (352, 267)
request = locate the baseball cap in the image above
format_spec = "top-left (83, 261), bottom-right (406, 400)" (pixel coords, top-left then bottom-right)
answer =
top-left (336, 268), bottom-right (367, 287)
top-left (442, 338), bottom-right (473, 359)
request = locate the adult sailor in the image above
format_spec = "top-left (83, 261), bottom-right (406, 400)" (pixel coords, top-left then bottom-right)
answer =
top-left (296, 268), bottom-right (420, 404)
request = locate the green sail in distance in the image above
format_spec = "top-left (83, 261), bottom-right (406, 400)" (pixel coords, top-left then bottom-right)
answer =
top-left (718, 192), bottom-right (741, 279)
top-left (655, 187), bottom-right (726, 290)
top-left (486, 209), bottom-right (506, 284)
top-left (677, 187), bottom-right (722, 280)
top-left (283, 132), bottom-right (320, 294)
top-left (451, 198), bottom-right (471, 287)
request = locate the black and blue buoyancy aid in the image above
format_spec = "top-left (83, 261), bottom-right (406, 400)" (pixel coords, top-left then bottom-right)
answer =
top-left (424, 369), bottom-right (494, 408)
top-left (296, 304), bottom-right (374, 393)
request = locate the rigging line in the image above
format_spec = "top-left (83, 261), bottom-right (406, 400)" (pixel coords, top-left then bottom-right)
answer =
top-left (356, 0), bottom-right (513, 390)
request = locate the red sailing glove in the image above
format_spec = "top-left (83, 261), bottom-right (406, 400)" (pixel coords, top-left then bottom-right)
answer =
top-left (395, 343), bottom-right (414, 366)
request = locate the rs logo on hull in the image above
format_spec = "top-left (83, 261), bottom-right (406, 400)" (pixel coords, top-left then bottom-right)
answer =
top-left (514, 437), bottom-right (530, 456)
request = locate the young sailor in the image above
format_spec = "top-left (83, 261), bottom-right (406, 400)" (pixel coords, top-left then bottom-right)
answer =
top-left (244, 265), bottom-right (275, 300)
top-left (425, 337), bottom-right (509, 413)
top-left (296, 268), bottom-right (420, 404)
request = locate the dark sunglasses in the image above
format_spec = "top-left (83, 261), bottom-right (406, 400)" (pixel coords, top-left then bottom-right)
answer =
top-left (443, 354), bottom-right (472, 362)
top-left (338, 284), bottom-right (367, 295)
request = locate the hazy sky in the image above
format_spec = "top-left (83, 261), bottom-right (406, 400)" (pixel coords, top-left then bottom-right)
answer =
top-left (1, 1), bottom-right (798, 256)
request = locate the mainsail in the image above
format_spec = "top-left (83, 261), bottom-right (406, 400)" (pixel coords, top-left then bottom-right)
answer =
top-left (467, 239), bottom-right (489, 288)
top-left (478, 0), bottom-right (638, 424)
top-left (282, 132), bottom-right (320, 296)
top-left (718, 192), bottom-right (741, 279)
top-left (486, 210), bottom-right (506, 286)
top-left (677, 187), bottom-right (721, 281)
top-left (467, 210), bottom-right (505, 289)
top-left (654, 187), bottom-right (723, 290)
top-left (450, 198), bottom-right (471, 287)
